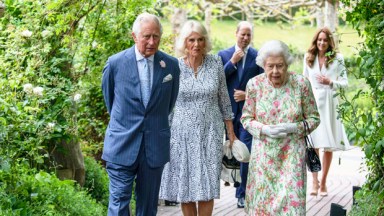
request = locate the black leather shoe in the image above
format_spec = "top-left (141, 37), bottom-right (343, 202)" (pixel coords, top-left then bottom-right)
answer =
top-left (237, 197), bottom-right (245, 208)
top-left (164, 200), bottom-right (178, 206)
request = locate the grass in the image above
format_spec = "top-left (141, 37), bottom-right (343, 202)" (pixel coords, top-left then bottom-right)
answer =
top-left (160, 19), bottom-right (369, 131)
top-left (209, 20), bottom-right (362, 57)
top-left (162, 20), bottom-right (363, 57)
top-left (161, 19), bottom-right (363, 73)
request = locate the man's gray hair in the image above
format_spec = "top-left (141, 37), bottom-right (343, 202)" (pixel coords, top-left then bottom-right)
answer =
top-left (132, 12), bottom-right (163, 35)
top-left (256, 40), bottom-right (294, 69)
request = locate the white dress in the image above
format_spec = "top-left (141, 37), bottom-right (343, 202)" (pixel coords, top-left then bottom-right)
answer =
top-left (303, 53), bottom-right (352, 151)
top-left (159, 54), bottom-right (233, 202)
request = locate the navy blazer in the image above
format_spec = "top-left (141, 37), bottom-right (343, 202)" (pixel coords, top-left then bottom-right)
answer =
top-left (101, 47), bottom-right (180, 168)
top-left (218, 46), bottom-right (263, 120)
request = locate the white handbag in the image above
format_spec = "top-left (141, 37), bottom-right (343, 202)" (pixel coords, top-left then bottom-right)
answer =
top-left (223, 140), bottom-right (250, 163)
top-left (220, 140), bottom-right (250, 185)
top-left (220, 164), bottom-right (241, 184)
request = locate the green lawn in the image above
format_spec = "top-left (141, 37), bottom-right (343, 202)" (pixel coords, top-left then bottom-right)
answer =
top-left (209, 20), bottom-right (362, 58)
top-left (161, 19), bottom-right (363, 57)
top-left (161, 19), bottom-right (363, 72)
top-left (161, 18), bottom-right (367, 106)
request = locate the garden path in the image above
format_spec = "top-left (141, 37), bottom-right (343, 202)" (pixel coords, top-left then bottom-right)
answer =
top-left (157, 147), bottom-right (366, 216)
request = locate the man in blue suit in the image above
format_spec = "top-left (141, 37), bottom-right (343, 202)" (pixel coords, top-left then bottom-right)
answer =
top-left (101, 13), bottom-right (180, 216)
top-left (218, 21), bottom-right (263, 208)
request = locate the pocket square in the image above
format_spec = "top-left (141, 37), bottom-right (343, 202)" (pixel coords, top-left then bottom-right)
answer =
top-left (162, 74), bottom-right (173, 83)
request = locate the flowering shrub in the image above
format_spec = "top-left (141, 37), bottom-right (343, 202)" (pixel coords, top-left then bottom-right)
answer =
top-left (0, 0), bottom-right (154, 165)
top-left (0, 0), bottom-right (154, 213)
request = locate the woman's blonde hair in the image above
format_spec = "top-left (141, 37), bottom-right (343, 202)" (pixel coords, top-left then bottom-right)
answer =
top-left (175, 20), bottom-right (212, 57)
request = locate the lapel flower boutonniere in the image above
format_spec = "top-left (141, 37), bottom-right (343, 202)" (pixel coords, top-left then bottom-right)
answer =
top-left (160, 60), bottom-right (166, 68)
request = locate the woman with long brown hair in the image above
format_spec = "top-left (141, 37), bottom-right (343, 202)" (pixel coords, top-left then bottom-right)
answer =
top-left (303, 27), bottom-right (352, 197)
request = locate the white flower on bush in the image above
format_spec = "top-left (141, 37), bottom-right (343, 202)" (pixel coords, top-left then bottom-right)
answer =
top-left (23, 83), bottom-right (33, 94)
top-left (92, 41), bottom-right (98, 49)
top-left (379, 79), bottom-right (384, 91)
top-left (73, 93), bottom-right (82, 102)
top-left (32, 86), bottom-right (44, 97)
top-left (47, 122), bottom-right (55, 130)
top-left (41, 30), bottom-right (52, 38)
top-left (21, 30), bottom-right (32, 38)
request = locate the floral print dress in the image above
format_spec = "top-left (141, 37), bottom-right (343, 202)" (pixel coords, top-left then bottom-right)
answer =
top-left (240, 72), bottom-right (320, 215)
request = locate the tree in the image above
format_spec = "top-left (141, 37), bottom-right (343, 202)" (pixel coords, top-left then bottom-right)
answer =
top-left (0, 1), bottom-right (4, 17)
top-left (157, 0), bottom-right (341, 34)
top-left (315, 0), bottom-right (325, 27)
top-left (0, 0), bottom-right (153, 185)
top-left (338, 0), bottom-right (384, 214)
top-left (324, 0), bottom-right (339, 31)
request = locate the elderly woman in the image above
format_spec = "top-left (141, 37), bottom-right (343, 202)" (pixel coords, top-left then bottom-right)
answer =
top-left (240, 40), bottom-right (320, 215)
top-left (159, 20), bottom-right (236, 215)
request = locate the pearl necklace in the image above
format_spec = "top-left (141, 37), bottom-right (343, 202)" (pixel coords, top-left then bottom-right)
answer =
top-left (187, 56), bottom-right (202, 78)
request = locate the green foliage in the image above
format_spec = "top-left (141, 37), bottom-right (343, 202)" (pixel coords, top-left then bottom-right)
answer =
top-left (0, 0), bottom-right (155, 165)
top-left (0, 0), bottom-right (154, 214)
top-left (0, 164), bottom-right (105, 215)
top-left (83, 157), bottom-right (137, 213)
top-left (160, 32), bottom-right (177, 56)
top-left (340, 0), bottom-right (384, 211)
top-left (349, 186), bottom-right (384, 216)
top-left (292, 8), bottom-right (311, 26)
top-left (1, 0), bottom-right (85, 169)
top-left (83, 157), bottom-right (109, 207)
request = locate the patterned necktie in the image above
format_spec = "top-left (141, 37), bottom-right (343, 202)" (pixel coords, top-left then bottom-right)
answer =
top-left (142, 58), bottom-right (151, 107)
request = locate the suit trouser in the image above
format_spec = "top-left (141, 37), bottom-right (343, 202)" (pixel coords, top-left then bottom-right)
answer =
top-left (106, 142), bottom-right (164, 216)
top-left (235, 123), bottom-right (253, 199)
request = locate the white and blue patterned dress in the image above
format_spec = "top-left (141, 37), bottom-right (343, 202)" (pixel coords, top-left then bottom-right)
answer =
top-left (159, 54), bottom-right (233, 202)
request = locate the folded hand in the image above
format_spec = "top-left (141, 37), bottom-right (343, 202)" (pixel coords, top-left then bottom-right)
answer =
top-left (261, 125), bottom-right (287, 138)
top-left (277, 123), bottom-right (298, 134)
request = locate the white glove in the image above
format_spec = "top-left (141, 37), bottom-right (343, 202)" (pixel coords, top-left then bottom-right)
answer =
top-left (261, 125), bottom-right (287, 138)
top-left (277, 123), bottom-right (298, 134)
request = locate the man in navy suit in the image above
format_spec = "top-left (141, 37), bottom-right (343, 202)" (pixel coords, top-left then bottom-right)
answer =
top-left (218, 21), bottom-right (263, 208)
top-left (101, 13), bottom-right (180, 216)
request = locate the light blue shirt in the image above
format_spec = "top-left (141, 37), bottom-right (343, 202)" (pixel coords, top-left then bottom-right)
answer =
top-left (235, 44), bottom-right (249, 69)
top-left (135, 45), bottom-right (154, 90)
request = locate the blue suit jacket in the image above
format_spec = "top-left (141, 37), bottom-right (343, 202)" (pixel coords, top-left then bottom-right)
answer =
top-left (218, 46), bottom-right (263, 122)
top-left (101, 47), bottom-right (180, 168)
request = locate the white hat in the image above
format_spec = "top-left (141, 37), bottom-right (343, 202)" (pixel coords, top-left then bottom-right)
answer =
top-left (223, 140), bottom-right (250, 163)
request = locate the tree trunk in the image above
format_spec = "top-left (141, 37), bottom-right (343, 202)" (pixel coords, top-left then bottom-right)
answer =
top-left (51, 139), bottom-right (85, 186)
top-left (0, 1), bottom-right (4, 18)
top-left (171, 8), bottom-right (187, 35)
top-left (325, 0), bottom-right (337, 31)
top-left (316, 0), bottom-right (325, 28)
top-left (325, 0), bottom-right (339, 48)
top-left (245, 6), bottom-right (253, 24)
top-left (204, 2), bottom-right (212, 35)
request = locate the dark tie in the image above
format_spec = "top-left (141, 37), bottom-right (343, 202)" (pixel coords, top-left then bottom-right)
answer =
top-left (142, 58), bottom-right (151, 107)
top-left (237, 59), bottom-right (244, 81)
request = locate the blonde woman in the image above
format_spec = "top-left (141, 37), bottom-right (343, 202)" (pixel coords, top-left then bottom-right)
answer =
top-left (159, 20), bottom-right (236, 216)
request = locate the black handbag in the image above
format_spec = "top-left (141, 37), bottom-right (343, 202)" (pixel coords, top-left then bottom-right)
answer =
top-left (222, 154), bottom-right (240, 170)
top-left (222, 153), bottom-right (241, 187)
top-left (303, 120), bottom-right (322, 172)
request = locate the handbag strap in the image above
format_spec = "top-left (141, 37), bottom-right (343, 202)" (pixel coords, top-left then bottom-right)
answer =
top-left (303, 120), bottom-right (315, 148)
